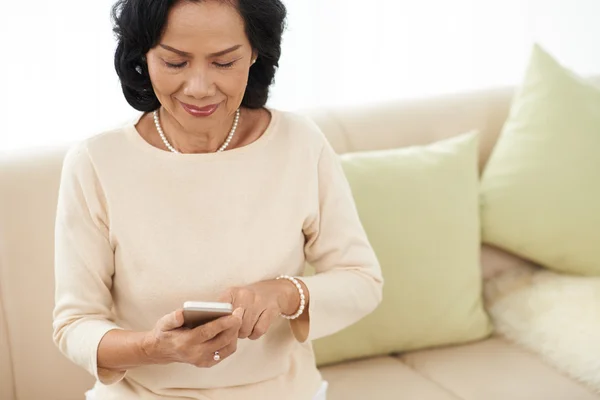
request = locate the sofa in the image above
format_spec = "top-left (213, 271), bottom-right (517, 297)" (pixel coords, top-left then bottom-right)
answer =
top-left (2, 78), bottom-right (600, 400)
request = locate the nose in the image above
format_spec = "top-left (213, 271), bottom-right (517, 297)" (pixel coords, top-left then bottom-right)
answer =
top-left (183, 69), bottom-right (216, 99)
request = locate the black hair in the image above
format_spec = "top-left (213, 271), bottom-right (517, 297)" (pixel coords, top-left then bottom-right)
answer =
top-left (111, 0), bottom-right (287, 112)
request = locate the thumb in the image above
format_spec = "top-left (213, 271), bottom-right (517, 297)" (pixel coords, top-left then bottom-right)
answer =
top-left (157, 309), bottom-right (184, 331)
top-left (218, 290), bottom-right (234, 304)
top-left (232, 307), bottom-right (244, 321)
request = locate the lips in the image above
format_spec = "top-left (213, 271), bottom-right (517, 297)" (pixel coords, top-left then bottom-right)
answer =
top-left (180, 101), bottom-right (220, 117)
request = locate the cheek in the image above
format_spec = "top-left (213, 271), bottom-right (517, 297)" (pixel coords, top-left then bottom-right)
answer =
top-left (148, 63), bottom-right (181, 97)
top-left (218, 70), bottom-right (250, 99)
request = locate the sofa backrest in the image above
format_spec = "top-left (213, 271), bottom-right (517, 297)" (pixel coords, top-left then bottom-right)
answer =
top-left (1, 78), bottom-right (598, 399)
top-left (300, 85), bottom-right (515, 172)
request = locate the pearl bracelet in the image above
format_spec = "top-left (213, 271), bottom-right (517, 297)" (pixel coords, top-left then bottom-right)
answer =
top-left (276, 275), bottom-right (306, 320)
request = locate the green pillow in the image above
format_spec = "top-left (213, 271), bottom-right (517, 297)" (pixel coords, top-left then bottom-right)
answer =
top-left (313, 132), bottom-right (492, 366)
top-left (480, 44), bottom-right (600, 275)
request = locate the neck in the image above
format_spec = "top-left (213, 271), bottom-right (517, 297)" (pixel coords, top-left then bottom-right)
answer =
top-left (159, 107), bottom-right (239, 154)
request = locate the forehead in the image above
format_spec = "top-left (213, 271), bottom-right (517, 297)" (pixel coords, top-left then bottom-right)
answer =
top-left (161, 1), bottom-right (249, 51)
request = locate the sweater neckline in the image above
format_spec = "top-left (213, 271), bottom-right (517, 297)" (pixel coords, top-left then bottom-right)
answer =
top-left (124, 107), bottom-right (278, 160)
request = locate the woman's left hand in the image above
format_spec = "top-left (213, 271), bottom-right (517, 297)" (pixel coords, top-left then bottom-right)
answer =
top-left (218, 279), bottom-right (302, 340)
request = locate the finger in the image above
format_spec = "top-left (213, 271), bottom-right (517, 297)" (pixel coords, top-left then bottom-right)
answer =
top-left (188, 325), bottom-right (239, 368)
top-left (217, 289), bottom-right (234, 304)
top-left (231, 307), bottom-right (244, 326)
top-left (157, 309), bottom-right (184, 332)
top-left (192, 308), bottom-right (244, 342)
top-left (212, 338), bottom-right (239, 365)
top-left (238, 308), bottom-right (262, 339)
top-left (202, 328), bottom-right (240, 367)
top-left (248, 308), bottom-right (278, 340)
top-left (209, 324), bottom-right (241, 351)
top-left (230, 288), bottom-right (253, 315)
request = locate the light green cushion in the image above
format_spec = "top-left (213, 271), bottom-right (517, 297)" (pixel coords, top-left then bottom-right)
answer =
top-left (480, 44), bottom-right (600, 275)
top-left (312, 132), bottom-right (492, 367)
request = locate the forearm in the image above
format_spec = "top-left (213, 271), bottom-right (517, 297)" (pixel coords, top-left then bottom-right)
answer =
top-left (279, 277), bottom-right (310, 317)
top-left (294, 268), bottom-right (383, 341)
top-left (97, 329), bottom-right (156, 371)
top-left (295, 279), bottom-right (310, 326)
top-left (277, 277), bottom-right (311, 341)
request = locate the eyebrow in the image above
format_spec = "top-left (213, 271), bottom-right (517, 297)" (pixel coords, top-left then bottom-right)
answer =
top-left (159, 44), bottom-right (242, 58)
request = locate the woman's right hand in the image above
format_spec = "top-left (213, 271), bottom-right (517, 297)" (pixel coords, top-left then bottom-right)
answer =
top-left (141, 307), bottom-right (244, 368)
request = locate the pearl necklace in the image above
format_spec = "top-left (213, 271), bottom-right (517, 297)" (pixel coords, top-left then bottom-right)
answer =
top-left (153, 108), bottom-right (240, 153)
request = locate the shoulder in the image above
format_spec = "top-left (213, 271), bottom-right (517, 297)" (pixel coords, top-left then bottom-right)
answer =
top-left (274, 109), bottom-right (325, 138)
top-left (270, 108), bottom-right (329, 152)
top-left (62, 121), bottom-right (134, 176)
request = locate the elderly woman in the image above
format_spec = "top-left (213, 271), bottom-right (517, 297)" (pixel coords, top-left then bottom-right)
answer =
top-left (52, 0), bottom-right (383, 399)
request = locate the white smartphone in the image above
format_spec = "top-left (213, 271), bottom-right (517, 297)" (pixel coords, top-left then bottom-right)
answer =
top-left (182, 301), bottom-right (233, 329)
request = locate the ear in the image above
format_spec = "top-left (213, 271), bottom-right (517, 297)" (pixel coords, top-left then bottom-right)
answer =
top-left (251, 49), bottom-right (258, 65)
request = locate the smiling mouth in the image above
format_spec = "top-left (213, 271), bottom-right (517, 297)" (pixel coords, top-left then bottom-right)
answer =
top-left (179, 101), bottom-right (220, 117)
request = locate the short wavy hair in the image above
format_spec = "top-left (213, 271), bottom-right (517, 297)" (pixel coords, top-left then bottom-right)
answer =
top-left (111, 0), bottom-right (287, 112)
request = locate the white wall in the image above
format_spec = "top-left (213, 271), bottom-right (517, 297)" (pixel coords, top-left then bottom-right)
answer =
top-left (271, 0), bottom-right (600, 109)
top-left (1, 0), bottom-right (599, 151)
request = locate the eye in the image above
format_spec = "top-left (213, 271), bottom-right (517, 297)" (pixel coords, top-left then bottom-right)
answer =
top-left (214, 60), bottom-right (236, 69)
top-left (165, 61), bottom-right (187, 69)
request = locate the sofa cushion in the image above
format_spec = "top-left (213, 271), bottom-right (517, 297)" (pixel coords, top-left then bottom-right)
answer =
top-left (480, 244), bottom-right (540, 281)
top-left (319, 356), bottom-right (460, 400)
top-left (399, 337), bottom-right (600, 400)
top-left (312, 132), bottom-right (492, 366)
top-left (480, 44), bottom-right (600, 275)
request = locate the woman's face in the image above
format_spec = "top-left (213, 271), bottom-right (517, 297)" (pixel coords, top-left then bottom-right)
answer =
top-left (146, 0), bottom-right (255, 132)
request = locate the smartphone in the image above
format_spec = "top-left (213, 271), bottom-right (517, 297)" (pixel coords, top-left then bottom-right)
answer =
top-left (182, 301), bottom-right (233, 329)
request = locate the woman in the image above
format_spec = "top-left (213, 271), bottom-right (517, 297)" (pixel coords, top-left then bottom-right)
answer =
top-left (52, 0), bottom-right (383, 399)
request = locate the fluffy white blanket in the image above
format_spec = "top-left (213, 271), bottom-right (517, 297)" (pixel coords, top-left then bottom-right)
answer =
top-left (485, 263), bottom-right (600, 394)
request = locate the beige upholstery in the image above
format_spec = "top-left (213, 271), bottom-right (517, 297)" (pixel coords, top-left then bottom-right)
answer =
top-left (0, 290), bottom-right (15, 400)
top-left (320, 356), bottom-right (460, 400)
top-left (300, 85), bottom-right (514, 172)
top-left (0, 149), bottom-right (95, 400)
top-left (399, 337), bottom-right (599, 400)
top-left (479, 243), bottom-right (540, 281)
top-left (1, 78), bottom-right (599, 399)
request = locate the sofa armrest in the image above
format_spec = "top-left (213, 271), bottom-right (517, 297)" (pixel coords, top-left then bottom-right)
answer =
top-left (0, 278), bottom-right (16, 400)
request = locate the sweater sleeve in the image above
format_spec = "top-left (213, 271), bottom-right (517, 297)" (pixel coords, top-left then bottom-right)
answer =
top-left (52, 144), bottom-right (125, 385)
top-left (292, 138), bottom-right (384, 342)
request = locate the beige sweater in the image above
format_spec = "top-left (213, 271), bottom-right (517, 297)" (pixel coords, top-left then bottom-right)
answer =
top-left (53, 109), bottom-right (383, 400)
